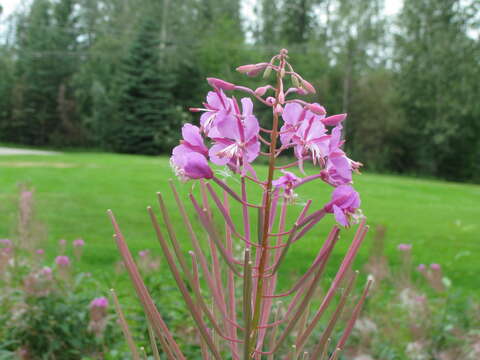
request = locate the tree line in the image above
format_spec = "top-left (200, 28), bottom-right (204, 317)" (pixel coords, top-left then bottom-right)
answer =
top-left (0, 0), bottom-right (479, 182)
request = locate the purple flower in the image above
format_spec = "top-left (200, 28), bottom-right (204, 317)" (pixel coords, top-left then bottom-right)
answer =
top-left (417, 264), bottom-right (426, 271)
top-left (36, 248), bottom-right (45, 255)
top-left (324, 185), bottom-right (361, 227)
top-left (0, 239), bottom-right (12, 247)
top-left (279, 103), bottom-right (305, 146)
top-left (139, 250), bottom-right (150, 258)
top-left (192, 90), bottom-right (234, 135)
top-left (272, 170), bottom-right (301, 200)
top-left (41, 266), bottom-right (52, 276)
top-left (90, 297), bottom-right (109, 309)
top-left (430, 263), bottom-right (441, 271)
top-left (322, 125), bottom-right (361, 186)
top-left (55, 255), bottom-right (70, 267)
top-left (73, 238), bottom-right (85, 247)
top-left (209, 98), bottom-right (260, 173)
top-left (397, 244), bottom-right (412, 252)
top-left (292, 111), bottom-right (329, 170)
top-left (59, 239), bottom-right (67, 246)
top-left (171, 124), bottom-right (213, 181)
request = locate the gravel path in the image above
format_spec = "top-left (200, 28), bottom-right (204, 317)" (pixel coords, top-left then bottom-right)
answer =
top-left (0, 147), bottom-right (60, 155)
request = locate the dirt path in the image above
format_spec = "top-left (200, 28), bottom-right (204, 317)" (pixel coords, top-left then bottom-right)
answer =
top-left (0, 147), bottom-right (60, 156)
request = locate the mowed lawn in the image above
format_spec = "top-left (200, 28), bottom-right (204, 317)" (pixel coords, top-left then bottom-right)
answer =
top-left (0, 151), bottom-right (478, 294)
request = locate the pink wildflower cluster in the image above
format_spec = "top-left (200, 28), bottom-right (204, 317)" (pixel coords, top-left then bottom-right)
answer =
top-left (171, 49), bottom-right (362, 227)
top-left (111, 50), bottom-right (372, 359)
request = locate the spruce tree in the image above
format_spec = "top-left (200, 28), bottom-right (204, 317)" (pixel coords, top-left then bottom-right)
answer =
top-left (113, 16), bottom-right (178, 155)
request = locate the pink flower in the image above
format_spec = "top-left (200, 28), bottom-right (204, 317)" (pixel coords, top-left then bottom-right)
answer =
top-left (207, 77), bottom-right (236, 91)
top-left (139, 250), bottom-right (150, 258)
top-left (209, 98), bottom-right (260, 173)
top-left (40, 266), bottom-right (52, 276)
top-left (397, 244), bottom-right (412, 252)
top-left (90, 297), bottom-right (109, 309)
top-left (55, 255), bottom-right (70, 267)
top-left (272, 170), bottom-right (301, 200)
top-left (59, 239), bottom-right (67, 246)
top-left (0, 239), bottom-right (12, 247)
top-left (291, 109), bottom-right (329, 170)
top-left (324, 185), bottom-right (361, 227)
top-left (194, 90), bottom-right (234, 135)
top-left (36, 249), bottom-right (45, 255)
top-left (73, 239), bottom-right (85, 247)
top-left (279, 103), bottom-right (305, 146)
top-left (171, 124), bottom-right (213, 181)
top-left (417, 264), bottom-right (426, 271)
top-left (430, 263), bottom-right (441, 271)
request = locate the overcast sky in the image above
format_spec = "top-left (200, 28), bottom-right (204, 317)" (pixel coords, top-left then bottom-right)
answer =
top-left (1, 0), bottom-right (404, 39)
top-left (1, 0), bottom-right (403, 21)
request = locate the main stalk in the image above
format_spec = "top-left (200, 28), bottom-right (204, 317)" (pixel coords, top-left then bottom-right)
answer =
top-left (248, 52), bottom-right (286, 357)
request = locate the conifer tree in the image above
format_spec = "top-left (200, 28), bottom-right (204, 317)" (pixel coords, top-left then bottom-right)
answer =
top-left (113, 16), bottom-right (179, 154)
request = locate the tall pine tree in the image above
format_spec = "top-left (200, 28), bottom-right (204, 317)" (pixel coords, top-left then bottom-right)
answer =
top-left (113, 16), bottom-right (179, 154)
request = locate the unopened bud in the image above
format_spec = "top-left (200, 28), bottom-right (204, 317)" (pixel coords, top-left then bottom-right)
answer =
top-left (207, 77), bottom-right (236, 91)
top-left (278, 91), bottom-right (285, 105)
top-left (189, 107), bottom-right (202, 112)
top-left (322, 113), bottom-right (347, 126)
top-left (307, 103), bottom-right (326, 115)
top-left (255, 86), bottom-right (269, 97)
top-left (265, 96), bottom-right (276, 106)
top-left (263, 67), bottom-right (272, 79)
top-left (296, 87), bottom-right (308, 95)
top-left (236, 63), bottom-right (268, 77)
top-left (301, 79), bottom-right (316, 94)
top-left (291, 75), bottom-right (300, 88)
top-left (274, 104), bottom-right (283, 114)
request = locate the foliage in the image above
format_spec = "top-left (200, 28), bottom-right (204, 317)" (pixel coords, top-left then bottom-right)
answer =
top-left (0, 0), bottom-right (478, 181)
top-left (112, 15), bottom-right (181, 154)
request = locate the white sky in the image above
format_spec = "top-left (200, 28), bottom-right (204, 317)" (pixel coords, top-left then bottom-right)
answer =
top-left (1, 0), bottom-right (404, 42)
top-left (1, 0), bottom-right (404, 22)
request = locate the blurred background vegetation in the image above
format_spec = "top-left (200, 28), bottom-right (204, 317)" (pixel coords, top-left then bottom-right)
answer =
top-left (0, 0), bottom-right (479, 182)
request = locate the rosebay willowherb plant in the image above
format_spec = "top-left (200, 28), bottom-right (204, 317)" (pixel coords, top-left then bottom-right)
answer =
top-left (108, 49), bottom-right (373, 359)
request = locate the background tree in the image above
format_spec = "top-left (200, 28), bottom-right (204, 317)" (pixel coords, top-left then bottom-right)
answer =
top-left (112, 16), bottom-right (179, 154)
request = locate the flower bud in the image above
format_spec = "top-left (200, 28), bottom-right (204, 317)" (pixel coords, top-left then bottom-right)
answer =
top-left (274, 104), bottom-right (283, 115)
top-left (265, 96), bottom-right (276, 106)
top-left (322, 113), bottom-right (347, 126)
top-left (207, 77), bottom-right (236, 91)
top-left (236, 63), bottom-right (268, 77)
top-left (255, 86), bottom-right (269, 97)
top-left (291, 75), bottom-right (300, 88)
top-left (307, 103), bottom-right (326, 115)
top-left (263, 67), bottom-right (272, 79)
top-left (301, 79), bottom-right (316, 94)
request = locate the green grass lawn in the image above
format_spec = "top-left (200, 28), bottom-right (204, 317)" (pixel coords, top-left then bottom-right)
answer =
top-left (0, 151), bottom-right (478, 294)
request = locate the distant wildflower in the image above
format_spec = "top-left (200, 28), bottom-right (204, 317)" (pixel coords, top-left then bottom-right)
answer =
top-left (398, 244), bottom-right (412, 251)
top-left (73, 238), bottom-right (85, 247)
top-left (0, 239), bottom-right (12, 247)
top-left (35, 248), bottom-right (45, 255)
top-left (138, 250), bottom-right (150, 258)
top-left (55, 255), bottom-right (70, 267)
top-left (417, 263), bottom-right (426, 271)
top-left (90, 296), bottom-right (109, 309)
top-left (40, 266), bottom-right (52, 276)
top-left (430, 263), bottom-right (441, 270)
top-left (59, 239), bottom-right (67, 246)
